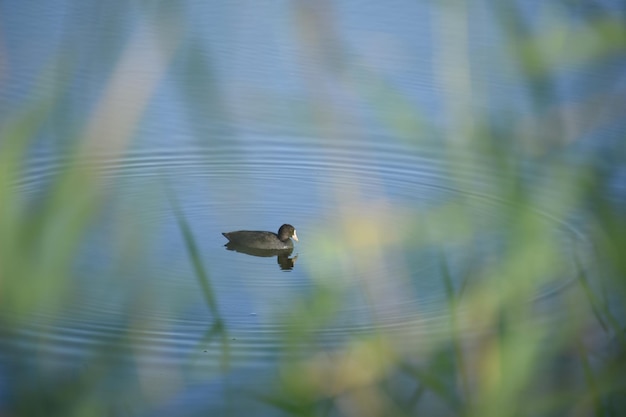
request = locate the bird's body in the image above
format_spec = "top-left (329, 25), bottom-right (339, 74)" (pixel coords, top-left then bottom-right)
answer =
top-left (222, 224), bottom-right (298, 250)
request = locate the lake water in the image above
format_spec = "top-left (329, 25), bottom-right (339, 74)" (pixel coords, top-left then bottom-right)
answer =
top-left (1, 1), bottom-right (624, 416)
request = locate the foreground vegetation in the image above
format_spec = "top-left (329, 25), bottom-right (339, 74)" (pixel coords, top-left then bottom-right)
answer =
top-left (1, 1), bottom-right (624, 416)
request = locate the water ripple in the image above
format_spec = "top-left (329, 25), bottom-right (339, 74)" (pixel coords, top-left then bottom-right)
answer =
top-left (7, 136), bottom-right (590, 366)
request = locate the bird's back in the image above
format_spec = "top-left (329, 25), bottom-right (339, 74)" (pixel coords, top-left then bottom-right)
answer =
top-left (222, 230), bottom-right (292, 250)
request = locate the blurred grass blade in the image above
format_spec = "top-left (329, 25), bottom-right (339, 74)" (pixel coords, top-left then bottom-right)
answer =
top-left (252, 392), bottom-right (322, 417)
top-left (170, 194), bottom-right (230, 369)
top-left (254, 394), bottom-right (306, 416)
top-left (170, 196), bottom-right (220, 318)
top-left (400, 361), bottom-right (462, 413)
top-left (576, 256), bottom-right (625, 345)
top-left (577, 341), bottom-right (604, 417)
top-left (440, 251), bottom-right (470, 405)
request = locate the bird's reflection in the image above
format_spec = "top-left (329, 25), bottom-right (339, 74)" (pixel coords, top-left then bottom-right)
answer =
top-left (224, 242), bottom-right (298, 271)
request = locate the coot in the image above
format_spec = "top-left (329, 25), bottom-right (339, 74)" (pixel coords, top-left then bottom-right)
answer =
top-left (222, 224), bottom-right (298, 250)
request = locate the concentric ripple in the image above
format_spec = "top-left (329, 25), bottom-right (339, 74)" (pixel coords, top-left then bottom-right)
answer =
top-left (4, 135), bottom-right (590, 367)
